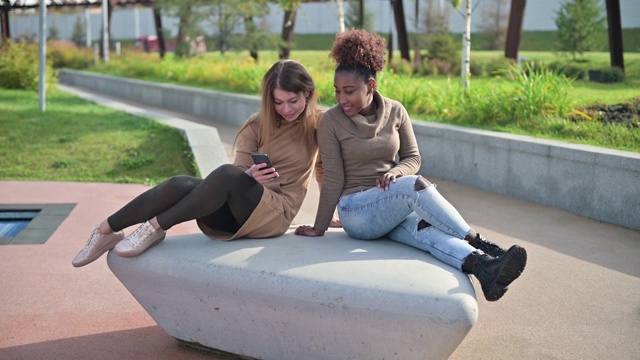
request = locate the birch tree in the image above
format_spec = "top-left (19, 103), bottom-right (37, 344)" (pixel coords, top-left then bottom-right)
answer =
top-left (450, 0), bottom-right (475, 89)
top-left (336, 0), bottom-right (345, 33)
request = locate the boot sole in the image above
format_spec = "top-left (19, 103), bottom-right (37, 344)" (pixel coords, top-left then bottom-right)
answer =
top-left (496, 245), bottom-right (527, 287)
top-left (483, 245), bottom-right (527, 301)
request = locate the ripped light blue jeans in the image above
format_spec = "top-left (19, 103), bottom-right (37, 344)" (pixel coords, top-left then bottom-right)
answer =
top-left (337, 175), bottom-right (478, 271)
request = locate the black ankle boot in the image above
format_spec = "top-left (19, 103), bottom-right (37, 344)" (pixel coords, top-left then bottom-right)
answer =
top-left (471, 245), bottom-right (527, 302)
top-left (470, 233), bottom-right (508, 258)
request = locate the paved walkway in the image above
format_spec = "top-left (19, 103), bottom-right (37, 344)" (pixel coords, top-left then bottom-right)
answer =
top-left (1, 85), bottom-right (639, 359)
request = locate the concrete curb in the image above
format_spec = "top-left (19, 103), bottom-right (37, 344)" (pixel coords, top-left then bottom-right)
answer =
top-left (58, 70), bottom-right (640, 230)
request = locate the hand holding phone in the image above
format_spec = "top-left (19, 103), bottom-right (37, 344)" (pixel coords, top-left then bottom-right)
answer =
top-left (251, 153), bottom-right (272, 168)
top-left (251, 153), bottom-right (278, 179)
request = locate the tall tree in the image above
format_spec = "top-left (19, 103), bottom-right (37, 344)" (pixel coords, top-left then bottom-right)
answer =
top-left (555, 0), bottom-right (606, 60)
top-left (278, 0), bottom-right (301, 59)
top-left (207, 0), bottom-right (244, 55)
top-left (478, 0), bottom-right (510, 50)
top-left (336, 0), bottom-right (345, 33)
top-left (449, 0), bottom-right (473, 88)
top-left (460, 0), bottom-right (471, 88)
top-left (156, 0), bottom-right (204, 58)
top-left (71, 14), bottom-right (86, 47)
top-left (391, 0), bottom-right (410, 61)
top-left (345, 0), bottom-right (371, 30)
top-left (175, 2), bottom-right (194, 57)
top-left (421, 0), bottom-right (450, 36)
top-left (504, 0), bottom-right (526, 61)
top-left (240, 1), bottom-right (272, 60)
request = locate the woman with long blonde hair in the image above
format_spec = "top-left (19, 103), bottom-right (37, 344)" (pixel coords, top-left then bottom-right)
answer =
top-left (73, 60), bottom-right (322, 267)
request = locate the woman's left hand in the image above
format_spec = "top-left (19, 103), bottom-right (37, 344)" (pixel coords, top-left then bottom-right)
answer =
top-left (376, 173), bottom-right (398, 191)
top-left (294, 225), bottom-right (325, 237)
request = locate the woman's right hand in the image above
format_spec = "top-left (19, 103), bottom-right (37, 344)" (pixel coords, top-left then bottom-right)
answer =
top-left (247, 163), bottom-right (279, 184)
top-left (294, 225), bottom-right (325, 237)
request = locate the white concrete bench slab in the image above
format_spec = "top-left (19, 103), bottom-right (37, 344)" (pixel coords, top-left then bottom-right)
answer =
top-left (107, 229), bottom-right (478, 360)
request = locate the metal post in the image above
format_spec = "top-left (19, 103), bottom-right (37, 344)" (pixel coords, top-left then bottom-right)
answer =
top-left (38, 0), bottom-right (46, 112)
top-left (134, 7), bottom-right (140, 39)
top-left (85, 8), bottom-right (91, 48)
top-left (102, 0), bottom-right (109, 62)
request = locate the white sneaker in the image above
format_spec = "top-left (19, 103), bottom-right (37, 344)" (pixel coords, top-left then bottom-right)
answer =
top-left (114, 221), bottom-right (166, 258)
top-left (72, 227), bottom-right (125, 267)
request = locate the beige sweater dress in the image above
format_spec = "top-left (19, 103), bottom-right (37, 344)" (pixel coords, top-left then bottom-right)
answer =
top-left (198, 114), bottom-right (319, 240)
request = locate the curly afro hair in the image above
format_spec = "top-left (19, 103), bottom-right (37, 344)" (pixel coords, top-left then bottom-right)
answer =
top-left (329, 29), bottom-right (386, 73)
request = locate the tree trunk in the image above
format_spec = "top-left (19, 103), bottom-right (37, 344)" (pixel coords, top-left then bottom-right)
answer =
top-left (153, 6), bottom-right (166, 59)
top-left (505, 0), bottom-right (526, 61)
top-left (391, 0), bottom-right (410, 61)
top-left (280, 7), bottom-right (298, 59)
top-left (0, 9), bottom-right (10, 41)
top-left (460, 0), bottom-right (471, 89)
top-left (175, 3), bottom-right (193, 58)
top-left (605, 0), bottom-right (624, 72)
top-left (244, 16), bottom-right (259, 60)
top-left (336, 0), bottom-right (345, 33)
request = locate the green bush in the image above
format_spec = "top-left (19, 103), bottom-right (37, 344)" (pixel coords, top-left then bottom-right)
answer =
top-left (547, 60), bottom-right (587, 80)
top-left (48, 40), bottom-right (94, 69)
top-left (601, 67), bottom-right (626, 83)
top-left (469, 59), bottom-right (484, 77)
top-left (388, 59), bottom-right (414, 75)
top-left (425, 33), bottom-right (459, 65)
top-left (484, 57), bottom-right (516, 77)
top-left (0, 40), bottom-right (57, 91)
top-left (420, 58), bottom-right (453, 76)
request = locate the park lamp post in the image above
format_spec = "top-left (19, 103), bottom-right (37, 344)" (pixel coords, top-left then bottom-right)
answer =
top-left (38, 0), bottom-right (46, 112)
top-left (102, 0), bottom-right (108, 63)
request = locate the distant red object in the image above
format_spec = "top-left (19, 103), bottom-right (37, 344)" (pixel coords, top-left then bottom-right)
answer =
top-left (134, 36), bottom-right (206, 54)
top-left (134, 36), bottom-right (176, 52)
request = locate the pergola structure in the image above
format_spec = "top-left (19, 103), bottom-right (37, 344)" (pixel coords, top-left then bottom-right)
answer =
top-left (0, 0), bottom-right (166, 56)
top-left (505, 0), bottom-right (625, 71)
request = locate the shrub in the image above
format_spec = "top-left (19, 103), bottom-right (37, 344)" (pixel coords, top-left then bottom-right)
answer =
top-left (47, 40), bottom-right (94, 69)
top-left (469, 59), bottom-right (484, 77)
top-left (424, 58), bottom-right (452, 76)
top-left (388, 59), bottom-right (414, 76)
top-left (425, 33), bottom-right (459, 65)
top-left (600, 67), bottom-right (625, 83)
top-left (0, 40), bottom-right (57, 91)
top-left (547, 60), bottom-right (587, 80)
top-left (484, 57), bottom-right (516, 77)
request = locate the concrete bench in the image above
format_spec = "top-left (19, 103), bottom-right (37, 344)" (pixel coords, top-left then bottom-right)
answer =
top-left (107, 229), bottom-right (478, 360)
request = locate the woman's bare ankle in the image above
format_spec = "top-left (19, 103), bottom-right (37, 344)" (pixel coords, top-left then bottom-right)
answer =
top-left (149, 217), bottom-right (164, 232)
top-left (97, 221), bottom-right (114, 235)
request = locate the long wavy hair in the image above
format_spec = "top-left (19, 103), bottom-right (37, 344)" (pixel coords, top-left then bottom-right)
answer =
top-left (237, 60), bottom-right (320, 153)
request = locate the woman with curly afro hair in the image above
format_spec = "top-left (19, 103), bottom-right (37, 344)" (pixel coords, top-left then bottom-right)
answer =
top-left (295, 29), bottom-right (527, 302)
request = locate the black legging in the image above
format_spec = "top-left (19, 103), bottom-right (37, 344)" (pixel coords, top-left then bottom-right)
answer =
top-left (107, 164), bottom-right (264, 234)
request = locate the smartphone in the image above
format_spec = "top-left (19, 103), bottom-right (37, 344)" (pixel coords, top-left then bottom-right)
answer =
top-left (251, 153), bottom-right (273, 168)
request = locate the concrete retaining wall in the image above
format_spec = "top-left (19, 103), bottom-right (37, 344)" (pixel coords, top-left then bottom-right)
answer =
top-left (58, 69), bottom-right (640, 231)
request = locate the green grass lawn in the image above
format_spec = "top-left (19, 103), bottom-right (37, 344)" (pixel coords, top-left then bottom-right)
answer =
top-left (0, 88), bottom-right (198, 184)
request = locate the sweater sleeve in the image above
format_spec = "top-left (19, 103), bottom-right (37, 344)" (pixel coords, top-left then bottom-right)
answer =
top-left (232, 115), bottom-right (260, 171)
top-left (387, 105), bottom-right (421, 177)
top-left (313, 112), bottom-right (344, 231)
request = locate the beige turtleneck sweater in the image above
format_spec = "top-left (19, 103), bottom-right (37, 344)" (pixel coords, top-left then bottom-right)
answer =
top-left (313, 91), bottom-right (421, 231)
